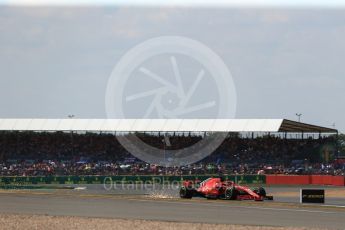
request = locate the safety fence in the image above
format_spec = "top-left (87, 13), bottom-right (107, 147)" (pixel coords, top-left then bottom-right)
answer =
top-left (0, 175), bottom-right (265, 185)
top-left (266, 175), bottom-right (345, 186)
top-left (1, 175), bottom-right (344, 186)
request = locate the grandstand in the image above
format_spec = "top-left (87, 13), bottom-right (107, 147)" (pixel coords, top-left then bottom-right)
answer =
top-left (0, 118), bottom-right (341, 177)
top-left (0, 118), bottom-right (338, 133)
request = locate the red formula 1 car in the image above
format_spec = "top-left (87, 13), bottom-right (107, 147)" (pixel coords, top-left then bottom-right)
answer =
top-left (180, 177), bottom-right (273, 201)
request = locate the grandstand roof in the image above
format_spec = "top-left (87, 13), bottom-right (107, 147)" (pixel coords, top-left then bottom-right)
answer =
top-left (0, 119), bottom-right (337, 133)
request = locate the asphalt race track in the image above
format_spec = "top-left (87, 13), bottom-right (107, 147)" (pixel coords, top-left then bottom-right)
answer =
top-left (1, 185), bottom-right (345, 229)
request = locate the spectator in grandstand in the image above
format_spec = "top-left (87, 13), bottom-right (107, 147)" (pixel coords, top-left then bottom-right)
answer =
top-left (0, 131), bottom-right (343, 176)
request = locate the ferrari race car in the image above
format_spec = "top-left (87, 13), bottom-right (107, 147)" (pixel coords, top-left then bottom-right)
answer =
top-left (180, 177), bottom-right (273, 201)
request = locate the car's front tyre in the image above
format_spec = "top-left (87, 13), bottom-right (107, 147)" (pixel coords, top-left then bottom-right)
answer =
top-left (253, 187), bottom-right (266, 197)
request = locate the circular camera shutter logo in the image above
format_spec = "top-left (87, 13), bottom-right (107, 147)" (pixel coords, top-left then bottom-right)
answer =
top-left (105, 36), bottom-right (237, 166)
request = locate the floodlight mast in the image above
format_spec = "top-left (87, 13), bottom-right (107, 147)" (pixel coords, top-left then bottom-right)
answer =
top-left (67, 115), bottom-right (75, 155)
top-left (296, 113), bottom-right (302, 122)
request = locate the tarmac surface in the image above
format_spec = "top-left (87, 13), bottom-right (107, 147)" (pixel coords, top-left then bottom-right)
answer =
top-left (0, 185), bottom-right (345, 229)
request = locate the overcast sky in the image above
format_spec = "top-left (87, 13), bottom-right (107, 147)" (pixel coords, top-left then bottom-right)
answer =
top-left (0, 6), bottom-right (344, 132)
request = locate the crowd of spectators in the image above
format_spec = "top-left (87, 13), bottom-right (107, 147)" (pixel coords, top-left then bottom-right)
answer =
top-left (0, 131), bottom-right (343, 176)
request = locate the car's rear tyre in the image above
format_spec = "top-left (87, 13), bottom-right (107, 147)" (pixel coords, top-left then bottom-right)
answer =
top-left (225, 187), bottom-right (238, 200)
top-left (253, 187), bottom-right (266, 197)
top-left (179, 186), bottom-right (194, 199)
